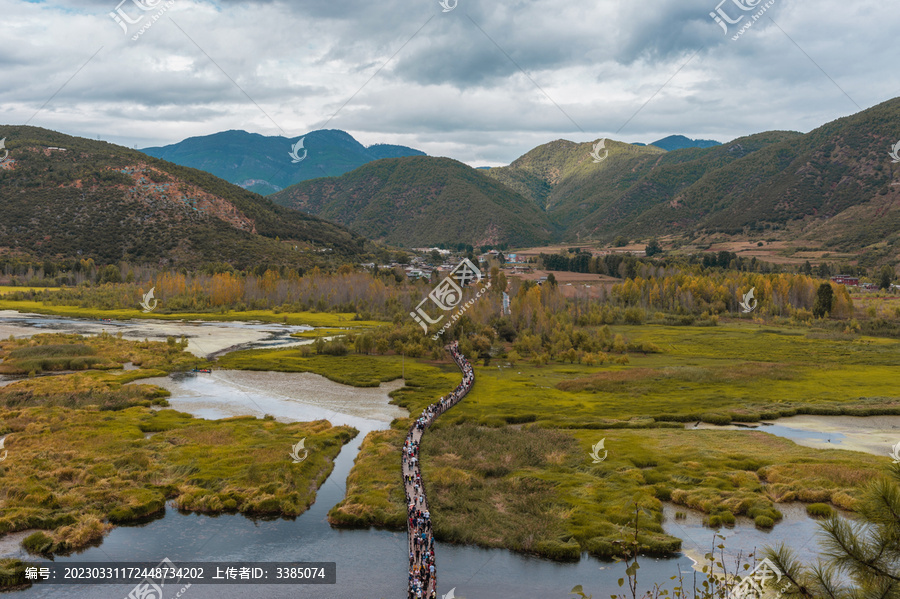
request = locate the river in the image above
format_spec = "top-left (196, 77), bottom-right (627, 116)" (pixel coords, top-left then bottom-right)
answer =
top-left (0, 312), bottom-right (869, 598)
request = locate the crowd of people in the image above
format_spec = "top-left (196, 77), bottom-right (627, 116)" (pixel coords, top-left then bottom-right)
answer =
top-left (403, 341), bottom-right (474, 599)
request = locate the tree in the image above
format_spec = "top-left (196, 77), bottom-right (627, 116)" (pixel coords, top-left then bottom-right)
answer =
top-left (430, 249), bottom-right (441, 264)
top-left (395, 252), bottom-right (410, 265)
top-left (613, 236), bottom-right (628, 247)
top-left (644, 239), bottom-right (663, 257)
top-left (354, 334), bottom-right (374, 354)
top-left (546, 273), bottom-right (558, 287)
top-left (812, 282), bottom-right (834, 318)
top-left (764, 465), bottom-right (900, 598)
top-left (879, 265), bottom-right (893, 290)
top-left (97, 264), bottom-right (122, 284)
top-left (800, 260), bottom-right (812, 275)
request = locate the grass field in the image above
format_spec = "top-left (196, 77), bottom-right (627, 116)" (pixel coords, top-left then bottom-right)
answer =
top-left (296, 322), bottom-right (899, 560)
top-left (0, 334), bottom-right (356, 558)
top-left (289, 327), bottom-right (354, 339)
top-left (0, 299), bottom-right (387, 328)
top-left (0, 287), bottom-right (62, 295)
top-left (457, 324), bottom-right (900, 428)
top-left (3, 322), bottom-right (898, 564)
top-left (0, 406), bottom-right (355, 555)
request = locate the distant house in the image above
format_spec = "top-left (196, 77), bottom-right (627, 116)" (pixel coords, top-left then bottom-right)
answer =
top-left (831, 275), bottom-right (859, 286)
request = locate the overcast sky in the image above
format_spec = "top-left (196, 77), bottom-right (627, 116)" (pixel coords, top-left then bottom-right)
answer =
top-left (2, 0), bottom-right (897, 166)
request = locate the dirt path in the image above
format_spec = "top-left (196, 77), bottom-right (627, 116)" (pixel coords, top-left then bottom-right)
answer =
top-left (402, 341), bottom-right (474, 599)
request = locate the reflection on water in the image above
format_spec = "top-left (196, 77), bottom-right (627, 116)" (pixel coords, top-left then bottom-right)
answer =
top-left (762, 424), bottom-right (845, 444)
top-left (688, 415), bottom-right (900, 456)
top-left (137, 370), bottom-right (407, 431)
top-left (662, 503), bottom-right (838, 569)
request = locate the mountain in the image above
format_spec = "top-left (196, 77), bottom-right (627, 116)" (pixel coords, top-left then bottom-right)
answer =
top-left (484, 131), bottom-right (799, 234)
top-left (483, 139), bottom-right (668, 230)
top-left (649, 135), bottom-right (721, 151)
top-left (0, 126), bottom-right (368, 267)
top-left (474, 97), bottom-right (900, 261)
top-left (141, 129), bottom-right (425, 195)
top-left (270, 156), bottom-right (555, 247)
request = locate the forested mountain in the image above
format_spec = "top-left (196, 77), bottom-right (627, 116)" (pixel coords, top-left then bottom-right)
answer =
top-left (0, 126), bottom-right (368, 268)
top-left (264, 98), bottom-right (900, 260)
top-left (270, 156), bottom-right (555, 247)
top-left (142, 129), bottom-right (425, 195)
top-left (648, 135), bottom-right (722, 151)
top-left (7, 97), bottom-right (899, 262)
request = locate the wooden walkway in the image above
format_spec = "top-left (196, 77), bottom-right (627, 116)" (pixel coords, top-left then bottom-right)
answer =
top-left (403, 341), bottom-right (474, 599)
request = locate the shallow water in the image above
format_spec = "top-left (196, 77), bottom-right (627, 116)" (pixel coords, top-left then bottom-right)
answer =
top-left (689, 415), bottom-right (900, 456)
top-left (0, 313), bottom-right (869, 597)
top-left (136, 370), bottom-right (408, 431)
top-left (663, 503), bottom-right (838, 569)
top-left (5, 364), bottom-right (700, 599)
top-left (0, 310), bottom-right (315, 358)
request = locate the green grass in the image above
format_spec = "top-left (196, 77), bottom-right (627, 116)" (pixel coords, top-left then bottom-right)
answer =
top-left (0, 559), bottom-right (29, 590)
top-left (460, 324), bottom-right (900, 427)
top-left (333, 322), bottom-right (899, 560)
top-left (0, 286), bottom-right (62, 295)
top-left (0, 406), bottom-right (356, 555)
top-left (290, 327), bottom-right (354, 339)
top-left (0, 333), bottom-right (200, 376)
top-left (0, 299), bottom-right (387, 328)
top-left (216, 347), bottom-right (456, 395)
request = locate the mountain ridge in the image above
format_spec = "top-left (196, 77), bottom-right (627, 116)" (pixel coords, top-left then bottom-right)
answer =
top-left (142, 129), bottom-right (425, 195)
top-left (0, 126), bottom-right (368, 267)
top-left (267, 97), bottom-right (900, 263)
top-left (270, 156), bottom-right (555, 247)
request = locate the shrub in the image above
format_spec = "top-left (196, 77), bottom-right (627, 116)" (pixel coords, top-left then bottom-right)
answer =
top-left (0, 559), bottom-right (28, 590)
top-left (754, 515), bottom-right (775, 528)
top-left (22, 532), bottom-right (56, 555)
top-left (700, 413), bottom-right (732, 426)
top-left (534, 539), bottom-right (581, 561)
top-left (623, 308), bottom-right (645, 325)
top-left (806, 503), bottom-right (832, 518)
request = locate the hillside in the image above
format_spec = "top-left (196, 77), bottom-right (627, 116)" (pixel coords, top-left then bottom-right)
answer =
top-left (270, 156), bottom-right (555, 247)
top-left (607, 98), bottom-right (900, 259)
top-left (114, 97), bottom-right (900, 261)
top-left (631, 136), bottom-right (721, 150)
top-left (648, 135), bottom-right (721, 151)
top-left (0, 126), bottom-right (368, 267)
top-left (477, 97), bottom-right (900, 261)
top-left (142, 129), bottom-right (425, 195)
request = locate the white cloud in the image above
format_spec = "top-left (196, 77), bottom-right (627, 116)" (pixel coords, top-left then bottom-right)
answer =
top-left (0, 0), bottom-right (896, 165)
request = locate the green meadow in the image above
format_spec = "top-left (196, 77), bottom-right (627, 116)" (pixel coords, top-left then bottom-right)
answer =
top-left (0, 287), bottom-right (62, 295)
top-left (0, 334), bottom-right (356, 562)
top-left (0, 406), bottom-right (355, 555)
top-left (463, 323), bottom-right (900, 428)
top-left (2, 322), bottom-right (897, 565)
top-left (0, 297), bottom-right (387, 329)
top-left (232, 322), bottom-right (900, 560)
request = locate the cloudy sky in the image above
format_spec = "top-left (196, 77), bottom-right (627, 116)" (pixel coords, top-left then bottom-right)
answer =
top-left (2, 0), bottom-right (897, 166)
